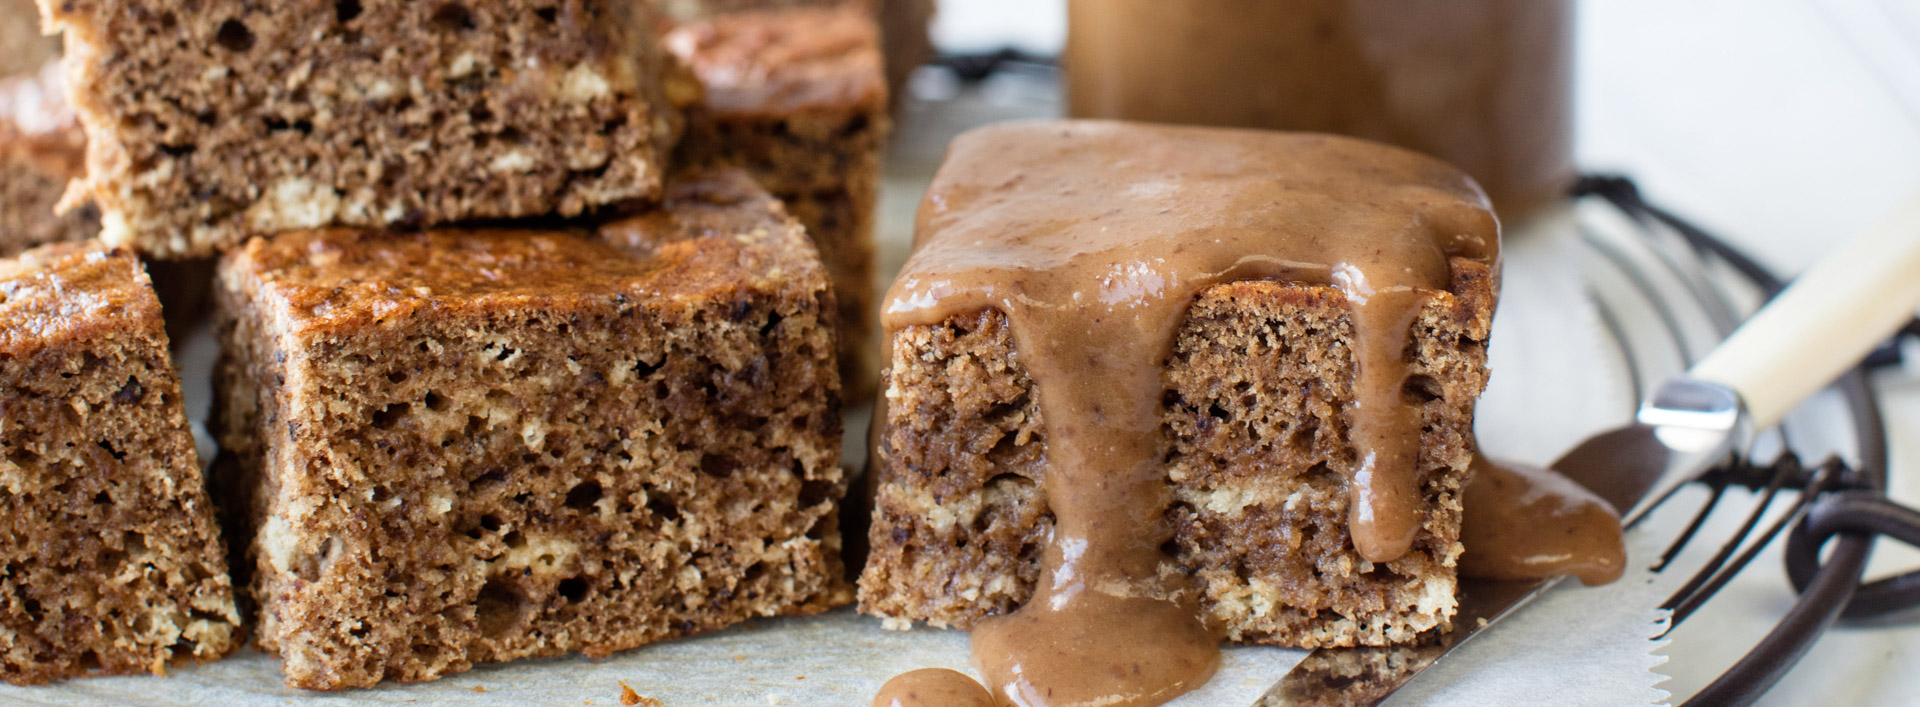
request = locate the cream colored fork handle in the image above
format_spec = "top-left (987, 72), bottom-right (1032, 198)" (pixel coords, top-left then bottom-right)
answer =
top-left (1691, 189), bottom-right (1920, 430)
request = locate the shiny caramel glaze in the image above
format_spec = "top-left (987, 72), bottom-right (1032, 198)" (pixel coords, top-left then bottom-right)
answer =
top-left (1461, 455), bottom-right (1626, 586)
top-left (882, 120), bottom-right (1497, 705)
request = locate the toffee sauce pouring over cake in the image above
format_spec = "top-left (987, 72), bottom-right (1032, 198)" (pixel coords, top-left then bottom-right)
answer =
top-left (880, 121), bottom-right (1498, 706)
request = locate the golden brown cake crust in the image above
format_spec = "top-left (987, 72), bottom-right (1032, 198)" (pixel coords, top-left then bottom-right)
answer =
top-left (859, 259), bottom-right (1493, 648)
top-left (667, 7), bottom-right (888, 400)
top-left (40, 0), bottom-right (676, 259)
top-left (213, 169), bottom-right (848, 690)
top-left (1, 243), bottom-right (242, 685)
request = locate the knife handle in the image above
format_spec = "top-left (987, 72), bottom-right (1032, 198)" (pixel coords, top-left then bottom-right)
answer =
top-left (1690, 188), bottom-right (1920, 430)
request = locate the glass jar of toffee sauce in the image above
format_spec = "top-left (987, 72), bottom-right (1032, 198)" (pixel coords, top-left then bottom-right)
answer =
top-left (1066, 0), bottom-right (1575, 222)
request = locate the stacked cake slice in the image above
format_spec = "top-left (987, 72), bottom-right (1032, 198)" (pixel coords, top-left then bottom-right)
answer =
top-left (38, 0), bottom-right (680, 257)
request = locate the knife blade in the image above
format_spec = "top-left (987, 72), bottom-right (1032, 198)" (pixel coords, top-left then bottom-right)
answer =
top-left (1254, 421), bottom-right (1723, 707)
top-left (1257, 187), bottom-right (1920, 706)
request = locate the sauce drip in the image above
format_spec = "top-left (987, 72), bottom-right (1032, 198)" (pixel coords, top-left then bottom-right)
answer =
top-left (882, 121), bottom-right (1498, 705)
top-left (1460, 455), bottom-right (1626, 586)
top-left (872, 668), bottom-right (997, 707)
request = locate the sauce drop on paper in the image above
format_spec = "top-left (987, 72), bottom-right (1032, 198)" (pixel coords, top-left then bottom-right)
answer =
top-left (872, 668), bottom-right (997, 707)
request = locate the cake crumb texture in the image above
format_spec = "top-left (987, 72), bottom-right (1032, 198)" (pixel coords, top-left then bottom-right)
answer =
top-left (0, 64), bottom-right (220, 341)
top-left (213, 169), bottom-right (847, 689)
top-left (859, 263), bottom-right (1493, 648)
top-left (0, 243), bottom-right (241, 685)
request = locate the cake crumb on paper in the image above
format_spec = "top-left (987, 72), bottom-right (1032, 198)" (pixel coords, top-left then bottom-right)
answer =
top-left (618, 679), bottom-right (660, 706)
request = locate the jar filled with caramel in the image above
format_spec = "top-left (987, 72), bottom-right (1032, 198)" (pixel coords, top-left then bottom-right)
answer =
top-left (1065, 0), bottom-right (1574, 222)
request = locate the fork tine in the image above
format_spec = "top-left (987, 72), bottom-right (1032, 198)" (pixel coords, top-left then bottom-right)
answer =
top-left (1650, 476), bottom-right (1730, 572)
top-left (1662, 458), bottom-right (1845, 632)
top-left (1660, 458), bottom-right (1797, 613)
top-left (1574, 175), bottom-right (1897, 703)
top-left (1579, 213), bottom-right (1733, 534)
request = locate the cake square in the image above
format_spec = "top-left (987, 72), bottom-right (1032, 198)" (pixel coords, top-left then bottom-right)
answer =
top-left (212, 169), bottom-right (848, 689)
top-left (857, 121), bottom-right (1497, 648)
top-left (38, 0), bottom-right (677, 259)
top-left (665, 6), bottom-right (887, 398)
top-left (0, 243), bottom-right (241, 684)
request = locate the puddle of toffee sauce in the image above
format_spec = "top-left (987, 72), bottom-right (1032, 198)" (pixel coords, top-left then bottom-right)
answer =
top-left (878, 121), bottom-right (1498, 706)
top-left (1460, 455), bottom-right (1626, 586)
top-left (872, 668), bottom-right (999, 707)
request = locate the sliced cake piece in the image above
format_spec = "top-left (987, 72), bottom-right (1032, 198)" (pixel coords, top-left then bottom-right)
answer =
top-left (858, 121), bottom-right (1498, 649)
top-left (39, 0), bottom-right (677, 259)
top-left (212, 169), bottom-right (847, 689)
top-left (666, 5), bottom-right (888, 398)
top-left (0, 243), bottom-right (241, 685)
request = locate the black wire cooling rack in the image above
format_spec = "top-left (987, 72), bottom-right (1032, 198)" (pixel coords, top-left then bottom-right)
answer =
top-left (1573, 175), bottom-right (1916, 705)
